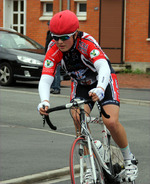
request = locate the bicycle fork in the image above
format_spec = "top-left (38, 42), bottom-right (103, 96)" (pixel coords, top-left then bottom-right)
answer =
top-left (87, 136), bottom-right (97, 183)
top-left (79, 137), bottom-right (97, 184)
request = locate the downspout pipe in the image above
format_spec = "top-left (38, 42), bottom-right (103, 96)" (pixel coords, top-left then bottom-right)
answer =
top-left (67, 0), bottom-right (70, 10)
top-left (123, 0), bottom-right (126, 63)
top-left (99, 0), bottom-right (101, 44)
top-left (59, 0), bottom-right (62, 11)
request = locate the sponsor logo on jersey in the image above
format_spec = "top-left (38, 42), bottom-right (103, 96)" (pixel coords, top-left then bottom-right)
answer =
top-left (90, 49), bottom-right (100, 58)
top-left (44, 59), bottom-right (54, 68)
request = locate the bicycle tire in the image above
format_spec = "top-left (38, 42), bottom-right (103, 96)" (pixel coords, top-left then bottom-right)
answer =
top-left (69, 137), bottom-right (105, 184)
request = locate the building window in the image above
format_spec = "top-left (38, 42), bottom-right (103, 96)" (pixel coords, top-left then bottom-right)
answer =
top-left (43, 3), bottom-right (53, 16)
top-left (78, 3), bottom-right (86, 13)
top-left (39, 0), bottom-right (53, 21)
top-left (75, 0), bottom-right (87, 20)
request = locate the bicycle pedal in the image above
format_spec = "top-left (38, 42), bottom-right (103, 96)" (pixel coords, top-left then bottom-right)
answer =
top-left (132, 159), bottom-right (138, 165)
top-left (113, 163), bottom-right (122, 174)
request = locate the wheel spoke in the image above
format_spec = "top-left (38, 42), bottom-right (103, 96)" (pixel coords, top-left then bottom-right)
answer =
top-left (3, 76), bottom-right (8, 83)
top-left (0, 69), bottom-right (4, 74)
top-left (5, 72), bottom-right (10, 77)
top-left (3, 66), bottom-right (7, 73)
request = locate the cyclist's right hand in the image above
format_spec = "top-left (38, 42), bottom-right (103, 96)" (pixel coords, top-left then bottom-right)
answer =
top-left (37, 101), bottom-right (50, 115)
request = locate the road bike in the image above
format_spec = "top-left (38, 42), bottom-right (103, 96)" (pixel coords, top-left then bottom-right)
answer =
top-left (43, 99), bottom-right (137, 184)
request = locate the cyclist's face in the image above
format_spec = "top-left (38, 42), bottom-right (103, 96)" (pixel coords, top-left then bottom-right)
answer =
top-left (55, 33), bottom-right (77, 52)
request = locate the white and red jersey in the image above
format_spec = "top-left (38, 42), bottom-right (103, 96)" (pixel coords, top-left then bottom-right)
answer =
top-left (39, 32), bottom-right (120, 103)
top-left (42, 31), bottom-right (114, 86)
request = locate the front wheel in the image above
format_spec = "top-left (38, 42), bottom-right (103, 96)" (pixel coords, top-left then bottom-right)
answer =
top-left (69, 137), bottom-right (105, 184)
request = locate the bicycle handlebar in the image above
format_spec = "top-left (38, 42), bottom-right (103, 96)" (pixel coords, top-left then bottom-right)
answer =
top-left (43, 99), bottom-right (110, 130)
top-left (44, 115), bottom-right (57, 130)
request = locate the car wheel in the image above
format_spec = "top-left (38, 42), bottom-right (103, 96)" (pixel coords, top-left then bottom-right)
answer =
top-left (0, 62), bottom-right (14, 86)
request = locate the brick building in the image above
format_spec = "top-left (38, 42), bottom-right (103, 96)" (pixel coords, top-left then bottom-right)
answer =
top-left (0, 0), bottom-right (150, 71)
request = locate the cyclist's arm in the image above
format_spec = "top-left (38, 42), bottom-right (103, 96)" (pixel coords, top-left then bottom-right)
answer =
top-left (89, 59), bottom-right (110, 102)
top-left (85, 36), bottom-right (111, 91)
top-left (94, 59), bottom-right (110, 91)
top-left (38, 74), bottom-right (54, 102)
top-left (38, 74), bottom-right (54, 115)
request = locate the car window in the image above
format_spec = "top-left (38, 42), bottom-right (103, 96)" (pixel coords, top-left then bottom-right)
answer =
top-left (0, 31), bottom-right (43, 49)
top-left (0, 32), bottom-right (18, 48)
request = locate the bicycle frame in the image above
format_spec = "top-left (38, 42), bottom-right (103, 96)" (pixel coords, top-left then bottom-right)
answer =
top-left (77, 101), bottom-right (112, 183)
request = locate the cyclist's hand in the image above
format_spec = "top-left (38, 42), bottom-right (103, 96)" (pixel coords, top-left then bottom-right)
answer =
top-left (89, 87), bottom-right (104, 101)
top-left (37, 101), bottom-right (50, 115)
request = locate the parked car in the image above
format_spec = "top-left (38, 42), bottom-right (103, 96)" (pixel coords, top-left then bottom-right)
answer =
top-left (0, 28), bottom-right (45, 86)
top-left (0, 28), bottom-right (70, 86)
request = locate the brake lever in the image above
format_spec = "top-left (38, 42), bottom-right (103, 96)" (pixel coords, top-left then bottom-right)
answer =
top-left (42, 105), bottom-right (46, 127)
top-left (43, 115), bottom-right (46, 127)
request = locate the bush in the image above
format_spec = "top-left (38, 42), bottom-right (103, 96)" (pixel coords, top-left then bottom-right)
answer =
top-left (132, 69), bottom-right (144, 74)
top-left (120, 68), bottom-right (150, 74)
top-left (120, 69), bottom-right (132, 73)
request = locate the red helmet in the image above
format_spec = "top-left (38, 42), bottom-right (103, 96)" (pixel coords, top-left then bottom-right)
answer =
top-left (50, 10), bottom-right (79, 35)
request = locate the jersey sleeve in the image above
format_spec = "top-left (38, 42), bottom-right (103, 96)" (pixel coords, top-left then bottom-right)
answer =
top-left (83, 34), bottom-right (111, 90)
top-left (42, 43), bottom-right (63, 77)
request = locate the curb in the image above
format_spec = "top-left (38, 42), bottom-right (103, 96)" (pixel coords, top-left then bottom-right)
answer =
top-left (52, 93), bottom-right (150, 106)
top-left (0, 167), bottom-right (70, 184)
top-left (120, 98), bottom-right (150, 106)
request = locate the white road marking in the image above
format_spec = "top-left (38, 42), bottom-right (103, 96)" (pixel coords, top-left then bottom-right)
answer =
top-left (0, 88), bottom-right (69, 98)
top-left (0, 124), bottom-right (75, 138)
top-left (29, 127), bottom-right (75, 137)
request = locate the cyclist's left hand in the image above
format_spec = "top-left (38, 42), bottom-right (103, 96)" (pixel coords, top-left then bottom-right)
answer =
top-left (89, 87), bottom-right (104, 101)
top-left (37, 101), bottom-right (50, 115)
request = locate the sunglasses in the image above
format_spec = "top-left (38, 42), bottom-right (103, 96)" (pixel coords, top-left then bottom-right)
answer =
top-left (51, 31), bottom-right (76, 41)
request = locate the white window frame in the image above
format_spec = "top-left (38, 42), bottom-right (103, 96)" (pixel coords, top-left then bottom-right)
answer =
top-left (39, 0), bottom-right (53, 21)
top-left (75, 1), bottom-right (87, 21)
top-left (43, 2), bottom-right (53, 16)
top-left (3, 0), bottom-right (26, 34)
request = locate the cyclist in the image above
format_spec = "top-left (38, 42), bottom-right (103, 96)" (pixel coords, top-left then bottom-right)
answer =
top-left (38, 10), bottom-right (138, 183)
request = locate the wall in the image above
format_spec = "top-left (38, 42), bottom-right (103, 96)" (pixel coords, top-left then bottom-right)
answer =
top-left (26, 0), bottom-right (100, 47)
top-left (26, 0), bottom-right (47, 47)
top-left (0, 0), bottom-right (3, 26)
top-left (78, 0), bottom-right (100, 42)
top-left (125, 0), bottom-right (150, 63)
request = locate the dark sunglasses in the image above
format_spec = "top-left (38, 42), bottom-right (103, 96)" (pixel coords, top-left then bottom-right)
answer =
top-left (51, 31), bottom-right (76, 41)
top-left (53, 35), bottom-right (70, 41)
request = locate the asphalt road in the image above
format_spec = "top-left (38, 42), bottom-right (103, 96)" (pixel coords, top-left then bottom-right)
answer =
top-left (0, 82), bottom-right (150, 184)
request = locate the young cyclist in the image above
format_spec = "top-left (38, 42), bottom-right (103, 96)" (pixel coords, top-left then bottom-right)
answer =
top-left (38, 10), bottom-right (138, 183)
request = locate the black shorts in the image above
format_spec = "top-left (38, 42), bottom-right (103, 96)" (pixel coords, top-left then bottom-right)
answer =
top-left (70, 73), bottom-right (120, 110)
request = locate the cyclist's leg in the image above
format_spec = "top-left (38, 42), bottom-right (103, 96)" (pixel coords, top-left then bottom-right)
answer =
top-left (71, 104), bottom-right (91, 136)
top-left (102, 104), bottom-right (128, 149)
top-left (70, 82), bottom-right (100, 183)
top-left (70, 81), bottom-right (96, 136)
top-left (100, 74), bottom-right (138, 182)
top-left (102, 104), bottom-right (138, 182)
